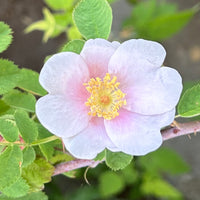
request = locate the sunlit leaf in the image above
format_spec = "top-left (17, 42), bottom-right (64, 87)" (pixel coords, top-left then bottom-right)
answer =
top-left (105, 150), bottom-right (133, 171)
top-left (0, 191), bottom-right (48, 200)
top-left (73, 0), bottom-right (112, 39)
top-left (22, 159), bottom-right (54, 192)
top-left (178, 84), bottom-right (200, 117)
top-left (0, 145), bottom-right (22, 189)
top-left (0, 118), bottom-right (19, 142)
top-left (0, 59), bottom-right (21, 95)
top-left (0, 177), bottom-right (29, 198)
top-left (0, 22), bottom-right (12, 53)
top-left (14, 110), bottom-right (38, 143)
top-left (3, 90), bottom-right (36, 113)
top-left (17, 68), bottom-right (47, 96)
top-left (61, 39), bottom-right (85, 54)
top-left (22, 146), bottom-right (36, 168)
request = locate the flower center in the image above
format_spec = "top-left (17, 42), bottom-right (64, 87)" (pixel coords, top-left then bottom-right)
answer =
top-left (84, 73), bottom-right (126, 120)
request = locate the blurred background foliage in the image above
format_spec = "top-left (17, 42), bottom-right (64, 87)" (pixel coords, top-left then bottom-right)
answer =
top-left (45, 147), bottom-right (189, 200)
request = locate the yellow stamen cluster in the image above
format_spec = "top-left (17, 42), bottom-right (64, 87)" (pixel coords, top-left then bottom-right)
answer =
top-left (84, 73), bottom-right (126, 120)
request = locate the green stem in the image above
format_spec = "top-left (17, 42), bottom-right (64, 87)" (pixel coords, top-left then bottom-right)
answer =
top-left (0, 136), bottom-right (60, 147)
top-left (31, 135), bottom-right (60, 146)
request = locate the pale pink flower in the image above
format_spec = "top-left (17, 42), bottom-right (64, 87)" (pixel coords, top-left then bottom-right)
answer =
top-left (36, 39), bottom-right (182, 159)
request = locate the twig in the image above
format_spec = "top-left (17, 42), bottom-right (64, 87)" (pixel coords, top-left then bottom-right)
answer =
top-left (53, 120), bottom-right (200, 176)
top-left (53, 159), bottom-right (102, 176)
top-left (162, 120), bottom-right (200, 141)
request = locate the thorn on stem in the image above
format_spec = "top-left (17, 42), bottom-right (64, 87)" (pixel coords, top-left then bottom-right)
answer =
top-left (171, 120), bottom-right (181, 129)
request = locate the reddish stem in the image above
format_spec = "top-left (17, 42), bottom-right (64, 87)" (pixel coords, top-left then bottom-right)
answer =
top-left (53, 120), bottom-right (200, 176)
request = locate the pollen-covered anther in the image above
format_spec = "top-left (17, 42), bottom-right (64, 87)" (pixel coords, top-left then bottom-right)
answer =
top-left (84, 73), bottom-right (126, 120)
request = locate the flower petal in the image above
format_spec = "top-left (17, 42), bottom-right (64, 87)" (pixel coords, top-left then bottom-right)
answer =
top-left (36, 94), bottom-right (89, 138)
top-left (63, 117), bottom-right (117, 159)
top-left (39, 52), bottom-right (89, 94)
top-left (80, 38), bottom-right (118, 78)
top-left (104, 109), bottom-right (174, 156)
top-left (109, 39), bottom-right (166, 74)
top-left (123, 67), bottom-right (182, 115)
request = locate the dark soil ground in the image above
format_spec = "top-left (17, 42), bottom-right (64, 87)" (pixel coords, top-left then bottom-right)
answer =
top-left (1, 0), bottom-right (200, 199)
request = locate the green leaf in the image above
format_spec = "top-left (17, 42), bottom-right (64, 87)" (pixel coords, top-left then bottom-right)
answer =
top-left (17, 68), bottom-right (47, 96)
top-left (146, 9), bottom-right (195, 41)
top-left (3, 90), bottom-right (36, 113)
top-left (0, 145), bottom-right (23, 189)
top-left (22, 158), bottom-right (54, 192)
top-left (0, 118), bottom-right (19, 142)
top-left (49, 153), bottom-right (73, 165)
top-left (178, 84), bottom-right (200, 117)
top-left (37, 124), bottom-right (56, 160)
top-left (14, 110), bottom-right (38, 143)
top-left (107, 0), bottom-right (118, 3)
top-left (61, 39), bottom-right (85, 54)
top-left (44, 0), bottom-right (73, 10)
top-left (0, 59), bottom-right (21, 95)
top-left (73, 0), bottom-right (112, 39)
top-left (0, 22), bottom-right (13, 53)
top-left (0, 191), bottom-right (48, 200)
top-left (141, 175), bottom-right (182, 199)
top-left (94, 150), bottom-right (106, 161)
top-left (138, 147), bottom-right (189, 175)
top-left (0, 100), bottom-right (10, 115)
top-left (22, 146), bottom-right (36, 168)
top-left (105, 150), bottom-right (133, 171)
top-left (68, 25), bottom-right (82, 40)
top-left (99, 171), bottom-right (125, 197)
top-left (1, 177), bottom-right (29, 198)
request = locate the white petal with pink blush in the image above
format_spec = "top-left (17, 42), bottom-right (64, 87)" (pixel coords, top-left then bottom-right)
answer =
top-left (36, 38), bottom-right (182, 159)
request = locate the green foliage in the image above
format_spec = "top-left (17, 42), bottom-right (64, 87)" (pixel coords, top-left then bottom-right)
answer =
top-left (0, 59), bottom-right (21, 95)
top-left (3, 90), bottom-right (36, 113)
top-left (25, 8), bottom-right (56, 42)
top-left (178, 84), bottom-right (200, 117)
top-left (105, 150), bottom-right (133, 171)
top-left (0, 177), bottom-right (29, 198)
top-left (22, 146), bottom-right (36, 168)
top-left (0, 100), bottom-right (10, 115)
top-left (73, 0), bottom-right (112, 39)
top-left (61, 39), bottom-right (85, 54)
top-left (14, 110), bottom-right (38, 143)
top-left (124, 0), bottom-right (195, 41)
top-left (25, 0), bottom-right (81, 42)
top-left (37, 124), bottom-right (58, 160)
top-left (66, 186), bottom-right (100, 200)
top-left (0, 22), bottom-right (12, 53)
top-left (0, 118), bottom-right (19, 142)
top-left (17, 69), bottom-right (47, 96)
top-left (0, 192), bottom-right (48, 200)
top-left (138, 148), bottom-right (189, 175)
top-left (146, 9), bottom-right (195, 41)
top-left (141, 175), bottom-right (182, 199)
top-left (22, 159), bottom-right (54, 192)
top-left (99, 171), bottom-right (125, 197)
top-left (50, 147), bottom-right (188, 199)
top-left (94, 150), bottom-right (106, 161)
top-left (44, 0), bottom-right (74, 10)
top-left (0, 145), bottom-right (23, 190)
